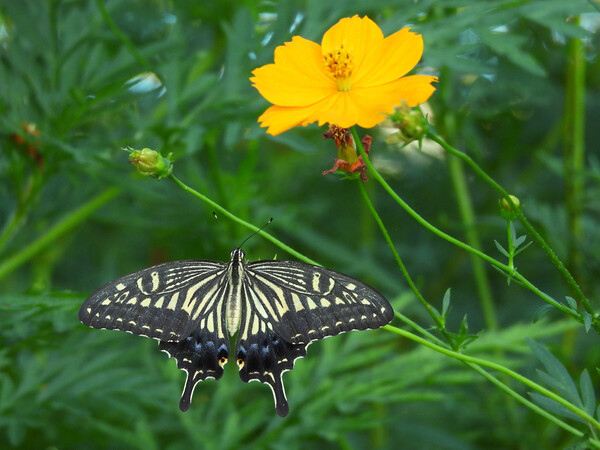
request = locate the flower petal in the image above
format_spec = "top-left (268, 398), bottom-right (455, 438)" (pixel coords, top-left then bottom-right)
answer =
top-left (304, 93), bottom-right (362, 128)
top-left (257, 103), bottom-right (326, 135)
top-left (383, 74), bottom-right (438, 106)
top-left (354, 28), bottom-right (424, 87)
top-left (321, 15), bottom-right (383, 79)
top-left (250, 36), bottom-right (334, 107)
top-left (348, 74), bottom-right (438, 126)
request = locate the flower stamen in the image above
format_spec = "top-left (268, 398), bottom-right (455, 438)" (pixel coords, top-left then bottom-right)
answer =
top-left (323, 43), bottom-right (354, 92)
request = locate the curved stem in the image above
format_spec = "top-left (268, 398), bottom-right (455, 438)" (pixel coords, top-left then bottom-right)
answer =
top-left (466, 361), bottom-right (595, 444)
top-left (393, 309), bottom-right (448, 348)
top-left (357, 181), bottom-right (455, 348)
top-left (384, 324), bottom-right (600, 434)
top-left (447, 156), bottom-right (497, 331)
top-left (427, 132), bottom-right (592, 316)
top-left (168, 174), bottom-right (318, 266)
top-left (0, 170), bottom-right (45, 255)
top-left (352, 128), bottom-right (583, 327)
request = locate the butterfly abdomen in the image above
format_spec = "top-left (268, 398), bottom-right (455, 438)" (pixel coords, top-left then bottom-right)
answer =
top-left (225, 249), bottom-right (245, 335)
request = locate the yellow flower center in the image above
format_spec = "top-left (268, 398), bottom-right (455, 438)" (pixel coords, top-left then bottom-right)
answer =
top-left (323, 43), bottom-right (354, 92)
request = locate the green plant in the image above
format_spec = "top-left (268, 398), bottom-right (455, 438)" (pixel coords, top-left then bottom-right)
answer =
top-left (1, 0), bottom-right (599, 448)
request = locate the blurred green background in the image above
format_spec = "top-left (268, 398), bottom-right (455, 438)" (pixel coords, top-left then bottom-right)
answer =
top-left (1, 0), bottom-right (599, 448)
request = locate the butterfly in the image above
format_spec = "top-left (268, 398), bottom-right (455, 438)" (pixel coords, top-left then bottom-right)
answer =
top-left (79, 248), bottom-right (393, 417)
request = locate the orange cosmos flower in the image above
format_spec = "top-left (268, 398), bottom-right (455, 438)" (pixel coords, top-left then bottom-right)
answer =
top-left (251, 15), bottom-right (437, 136)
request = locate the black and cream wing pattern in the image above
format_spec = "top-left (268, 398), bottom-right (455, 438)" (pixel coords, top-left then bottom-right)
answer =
top-left (79, 249), bottom-right (393, 417)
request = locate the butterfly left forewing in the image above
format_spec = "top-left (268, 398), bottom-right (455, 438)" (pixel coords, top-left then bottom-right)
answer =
top-left (79, 260), bottom-right (226, 341)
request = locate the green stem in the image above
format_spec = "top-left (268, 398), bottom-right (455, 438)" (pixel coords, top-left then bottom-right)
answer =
top-left (168, 174), bottom-right (318, 265)
top-left (427, 132), bottom-right (592, 317)
top-left (0, 209), bottom-right (20, 254)
top-left (352, 128), bottom-right (587, 328)
top-left (384, 324), bottom-right (600, 434)
top-left (357, 181), bottom-right (454, 347)
top-left (447, 156), bottom-right (497, 331)
top-left (465, 361), bottom-right (595, 444)
top-left (0, 187), bottom-right (120, 281)
top-left (507, 221), bottom-right (515, 270)
top-left (563, 18), bottom-right (586, 288)
top-left (393, 310), bottom-right (448, 348)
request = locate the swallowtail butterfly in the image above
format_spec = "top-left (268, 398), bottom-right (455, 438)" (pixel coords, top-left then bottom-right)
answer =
top-left (79, 248), bottom-right (393, 417)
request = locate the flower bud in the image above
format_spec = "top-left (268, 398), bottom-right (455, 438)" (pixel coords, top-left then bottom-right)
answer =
top-left (385, 103), bottom-right (427, 144)
top-left (128, 148), bottom-right (173, 179)
top-left (500, 195), bottom-right (521, 220)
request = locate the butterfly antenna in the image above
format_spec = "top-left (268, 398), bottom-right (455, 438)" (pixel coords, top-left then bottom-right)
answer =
top-left (239, 218), bottom-right (273, 249)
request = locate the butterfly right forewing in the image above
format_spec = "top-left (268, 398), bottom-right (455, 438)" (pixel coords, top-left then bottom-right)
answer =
top-left (243, 260), bottom-right (394, 344)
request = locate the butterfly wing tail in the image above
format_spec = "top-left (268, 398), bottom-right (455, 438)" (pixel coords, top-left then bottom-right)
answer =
top-left (159, 331), bottom-right (230, 411)
top-left (236, 331), bottom-right (307, 417)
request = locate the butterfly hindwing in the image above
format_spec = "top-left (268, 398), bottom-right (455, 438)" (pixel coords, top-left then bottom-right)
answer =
top-left (158, 274), bottom-right (231, 411)
top-left (79, 260), bottom-right (226, 342)
top-left (235, 326), bottom-right (307, 417)
top-left (233, 259), bottom-right (393, 416)
top-left (159, 326), bottom-right (230, 411)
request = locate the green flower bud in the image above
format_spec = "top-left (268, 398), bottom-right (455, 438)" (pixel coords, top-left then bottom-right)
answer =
top-left (385, 103), bottom-right (428, 144)
top-left (128, 148), bottom-right (173, 180)
top-left (500, 195), bottom-right (521, 220)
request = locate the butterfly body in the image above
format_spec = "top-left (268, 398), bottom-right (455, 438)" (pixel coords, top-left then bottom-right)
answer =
top-left (79, 249), bottom-right (393, 417)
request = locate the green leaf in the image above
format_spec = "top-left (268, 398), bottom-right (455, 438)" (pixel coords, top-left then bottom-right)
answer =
top-left (529, 393), bottom-right (585, 424)
top-left (441, 288), bottom-right (451, 317)
top-left (7, 418), bottom-right (25, 446)
top-left (565, 297), bottom-right (578, 311)
top-left (494, 240), bottom-right (509, 257)
top-left (514, 241), bottom-right (533, 256)
top-left (478, 29), bottom-right (547, 77)
top-left (459, 314), bottom-right (469, 336)
top-left (527, 339), bottom-right (580, 405)
top-left (580, 370), bottom-right (596, 418)
top-left (532, 304), bottom-right (555, 323)
top-left (583, 312), bottom-right (593, 333)
top-left (514, 235), bottom-right (527, 248)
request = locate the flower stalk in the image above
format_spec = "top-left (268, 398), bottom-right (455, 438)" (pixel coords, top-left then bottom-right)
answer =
top-left (384, 324), bottom-right (600, 443)
top-left (426, 132), bottom-right (595, 323)
top-left (352, 127), bottom-right (590, 329)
